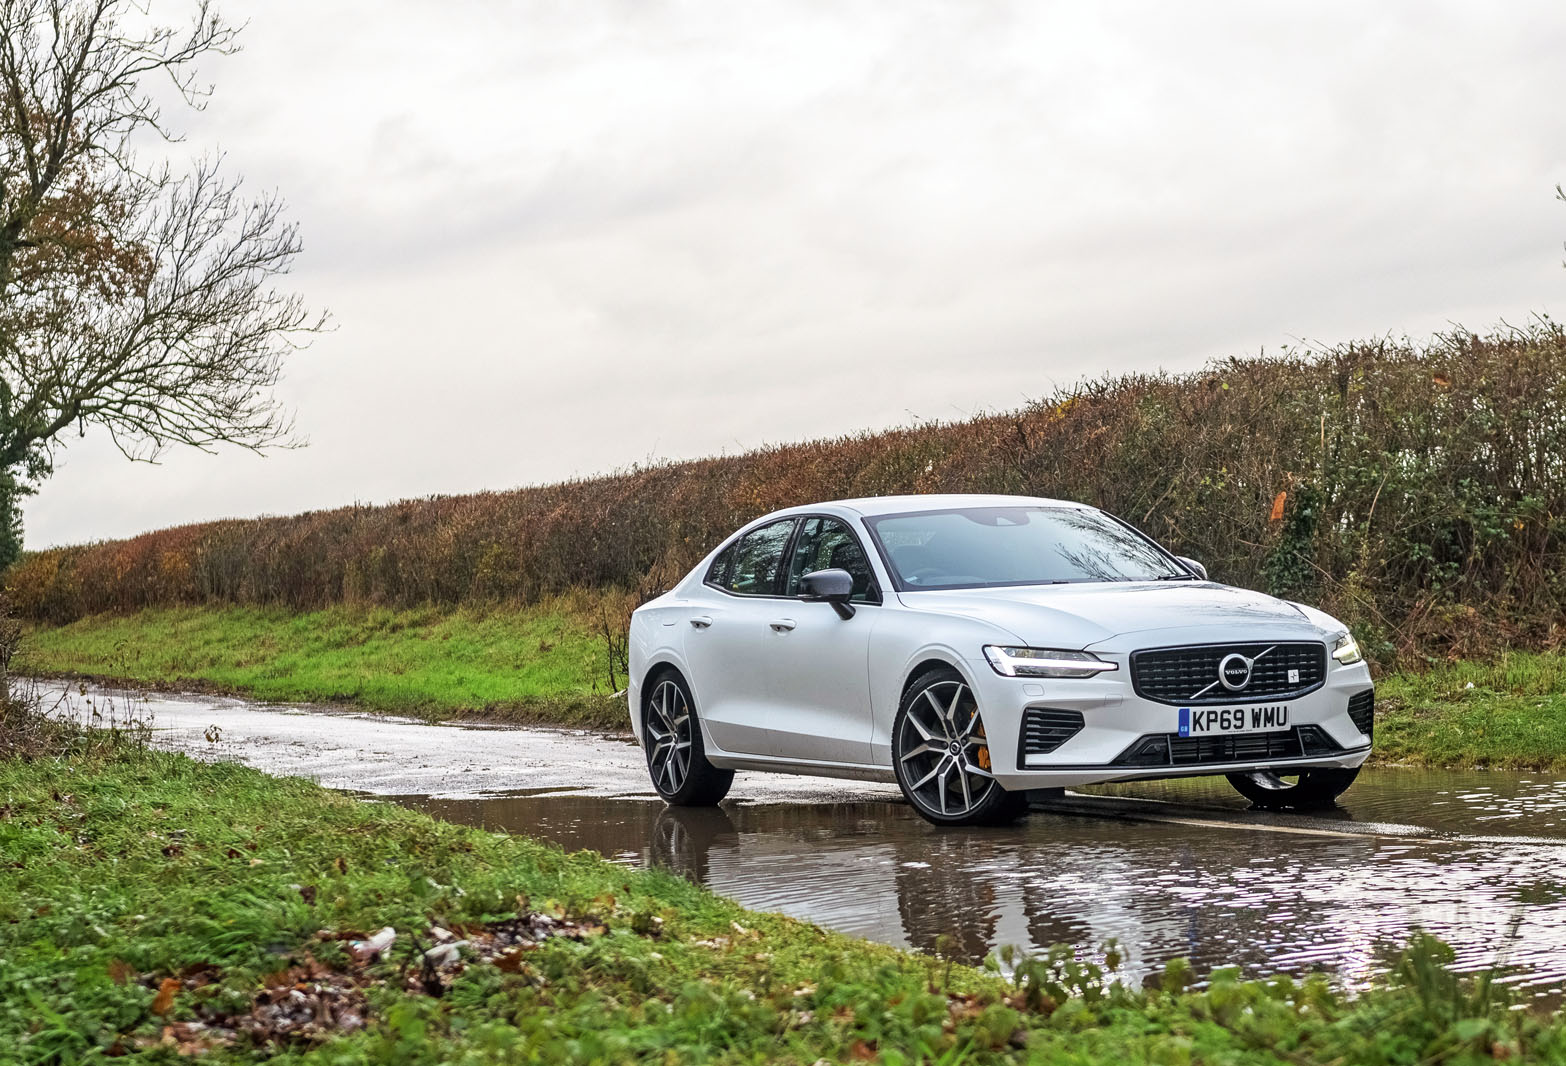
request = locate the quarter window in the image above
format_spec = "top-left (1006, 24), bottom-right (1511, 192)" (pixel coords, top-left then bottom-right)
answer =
top-left (785, 518), bottom-right (877, 602)
top-left (723, 519), bottom-right (797, 595)
top-left (704, 542), bottom-right (736, 587)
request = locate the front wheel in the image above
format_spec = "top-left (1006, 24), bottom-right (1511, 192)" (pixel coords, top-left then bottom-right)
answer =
top-left (644, 673), bottom-right (734, 806)
top-left (1226, 766), bottom-right (1361, 810)
top-left (892, 667), bottom-right (1029, 827)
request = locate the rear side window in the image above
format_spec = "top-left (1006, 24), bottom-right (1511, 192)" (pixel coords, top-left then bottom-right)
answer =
top-left (785, 518), bottom-right (878, 602)
top-left (723, 519), bottom-right (797, 595)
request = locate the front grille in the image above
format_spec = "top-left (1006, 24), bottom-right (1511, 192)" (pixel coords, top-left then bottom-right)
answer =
top-left (1110, 725), bottom-right (1346, 770)
top-left (1019, 708), bottom-right (1085, 759)
top-left (1131, 642), bottom-right (1327, 705)
top-left (1347, 689), bottom-right (1374, 738)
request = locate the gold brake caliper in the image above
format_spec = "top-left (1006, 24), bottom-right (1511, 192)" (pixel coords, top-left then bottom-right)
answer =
top-left (974, 718), bottom-right (991, 771)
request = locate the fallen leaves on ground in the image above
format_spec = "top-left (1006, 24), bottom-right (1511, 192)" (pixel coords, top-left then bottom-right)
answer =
top-left (129, 909), bottom-right (610, 1054)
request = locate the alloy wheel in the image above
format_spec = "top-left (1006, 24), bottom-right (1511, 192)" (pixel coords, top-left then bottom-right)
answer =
top-left (896, 680), bottom-right (997, 819)
top-left (646, 678), bottom-right (693, 794)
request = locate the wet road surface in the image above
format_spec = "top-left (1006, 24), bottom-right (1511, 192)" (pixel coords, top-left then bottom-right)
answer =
top-left (46, 683), bottom-right (1566, 996)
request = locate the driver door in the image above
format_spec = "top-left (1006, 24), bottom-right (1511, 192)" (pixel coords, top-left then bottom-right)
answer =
top-left (760, 516), bottom-right (879, 765)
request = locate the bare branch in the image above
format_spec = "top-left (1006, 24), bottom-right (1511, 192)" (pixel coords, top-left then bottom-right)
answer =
top-left (0, 0), bottom-right (322, 562)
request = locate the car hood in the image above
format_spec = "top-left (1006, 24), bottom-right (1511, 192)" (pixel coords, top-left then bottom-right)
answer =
top-left (895, 581), bottom-right (1321, 649)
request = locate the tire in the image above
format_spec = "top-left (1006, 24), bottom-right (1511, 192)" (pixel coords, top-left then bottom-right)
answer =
top-left (643, 671), bottom-right (734, 807)
top-left (892, 666), bottom-right (1029, 827)
top-left (1226, 766), bottom-right (1361, 810)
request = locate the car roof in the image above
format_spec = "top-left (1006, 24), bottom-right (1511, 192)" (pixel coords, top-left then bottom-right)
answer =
top-left (813, 493), bottom-right (1088, 518)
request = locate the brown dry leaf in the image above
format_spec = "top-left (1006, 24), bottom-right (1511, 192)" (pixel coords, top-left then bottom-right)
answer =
top-left (177, 962), bottom-right (221, 983)
top-left (151, 976), bottom-right (181, 1016)
top-left (492, 947), bottom-right (529, 973)
top-left (1433, 372), bottom-right (1452, 386)
top-left (107, 959), bottom-right (136, 985)
top-left (849, 1040), bottom-right (878, 1061)
top-left (1269, 490), bottom-right (1287, 523)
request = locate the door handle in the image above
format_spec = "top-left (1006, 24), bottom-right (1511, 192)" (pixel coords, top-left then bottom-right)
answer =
top-left (690, 615), bottom-right (713, 629)
top-left (769, 618), bottom-right (796, 632)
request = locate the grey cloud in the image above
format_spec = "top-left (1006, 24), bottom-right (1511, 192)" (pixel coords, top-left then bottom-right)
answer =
top-left (23, 0), bottom-right (1566, 548)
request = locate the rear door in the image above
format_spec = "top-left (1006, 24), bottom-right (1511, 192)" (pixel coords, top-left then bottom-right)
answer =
top-left (681, 517), bottom-right (798, 756)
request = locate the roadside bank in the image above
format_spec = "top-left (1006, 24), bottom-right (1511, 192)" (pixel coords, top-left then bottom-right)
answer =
top-left (4, 728), bottom-right (1563, 1062)
top-left (30, 681), bottom-right (1566, 997)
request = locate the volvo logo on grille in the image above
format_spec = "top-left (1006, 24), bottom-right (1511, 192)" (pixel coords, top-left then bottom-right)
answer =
top-left (1218, 653), bottom-right (1253, 690)
top-left (1191, 645), bottom-right (1276, 700)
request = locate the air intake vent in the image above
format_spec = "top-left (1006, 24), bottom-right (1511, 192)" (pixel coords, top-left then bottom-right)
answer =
top-left (1296, 724), bottom-right (1341, 757)
top-left (1019, 708), bottom-right (1085, 758)
top-left (1109, 725), bottom-right (1346, 770)
top-left (1130, 642), bottom-right (1327, 705)
top-left (1168, 730), bottom-right (1302, 766)
top-left (1347, 689), bottom-right (1374, 738)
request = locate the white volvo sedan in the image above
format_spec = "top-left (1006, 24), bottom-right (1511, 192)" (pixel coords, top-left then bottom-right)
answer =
top-left (627, 495), bottom-right (1374, 826)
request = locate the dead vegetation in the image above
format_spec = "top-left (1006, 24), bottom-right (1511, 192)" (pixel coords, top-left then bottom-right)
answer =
top-left (9, 321), bottom-right (1566, 665)
top-left (125, 909), bottom-right (613, 1055)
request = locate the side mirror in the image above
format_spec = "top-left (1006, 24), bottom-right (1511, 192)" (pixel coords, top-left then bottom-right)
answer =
top-left (799, 568), bottom-right (856, 619)
top-left (1175, 556), bottom-right (1208, 581)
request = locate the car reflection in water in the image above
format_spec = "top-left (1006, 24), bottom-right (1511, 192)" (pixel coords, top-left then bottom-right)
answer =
top-left (396, 778), bottom-right (1566, 998)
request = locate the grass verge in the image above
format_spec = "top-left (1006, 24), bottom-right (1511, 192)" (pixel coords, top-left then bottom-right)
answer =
top-left (15, 599), bottom-right (628, 731)
top-left (3, 733), bottom-right (1563, 1064)
top-left (1374, 652), bottom-right (1566, 770)
top-left (18, 604), bottom-right (1566, 769)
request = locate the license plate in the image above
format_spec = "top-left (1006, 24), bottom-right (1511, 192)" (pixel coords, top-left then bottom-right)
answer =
top-left (1179, 705), bottom-right (1290, 737)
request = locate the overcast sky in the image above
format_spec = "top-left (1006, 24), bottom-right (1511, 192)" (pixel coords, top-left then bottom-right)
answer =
top-left (25, 0), bottom-right (1566, 548)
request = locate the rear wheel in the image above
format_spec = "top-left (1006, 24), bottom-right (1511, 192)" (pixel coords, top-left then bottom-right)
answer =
top-left (893, 667), bottom-right (1029, 827)
top-left (644, 673), bottom-right (734, 807)
top-left (1226, 766), bottom-right (1360, 810)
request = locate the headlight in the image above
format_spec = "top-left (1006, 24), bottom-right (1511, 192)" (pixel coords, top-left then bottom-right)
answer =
top-left (983, 646), bottom-right (1118, 678)
top-left (1331, 632), bottom-right (1363, 665)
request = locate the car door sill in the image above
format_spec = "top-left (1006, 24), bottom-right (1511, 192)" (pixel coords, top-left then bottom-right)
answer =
top-left (707, 751), bottom-right (894, 783)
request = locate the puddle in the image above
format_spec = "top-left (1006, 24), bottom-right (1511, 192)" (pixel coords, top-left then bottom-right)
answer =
top-left (396, 769), bottom-right (1566, 997)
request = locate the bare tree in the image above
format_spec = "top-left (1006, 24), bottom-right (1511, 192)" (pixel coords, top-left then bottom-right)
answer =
top-left (0, 0), bottom-right (323, 566)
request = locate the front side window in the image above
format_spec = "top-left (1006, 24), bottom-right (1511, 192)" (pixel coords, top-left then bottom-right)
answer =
top-left (784, 518), bottom-right (877, 602)
top-left (866, 506), bottom-right (1185, 590)
top-left (723, 518), bottom-right (796, 595)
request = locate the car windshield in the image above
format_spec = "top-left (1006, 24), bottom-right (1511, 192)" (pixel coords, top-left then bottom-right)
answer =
top-left (865, 506), bottom-right (1187, 590)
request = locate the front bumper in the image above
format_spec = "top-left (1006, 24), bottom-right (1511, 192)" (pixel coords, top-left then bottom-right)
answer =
top-left (964, 649), bottom-right (1374, 792)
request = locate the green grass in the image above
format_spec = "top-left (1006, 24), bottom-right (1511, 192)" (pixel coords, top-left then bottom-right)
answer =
top-left (1374, 651), bottom-right (1566, 770)
top-left (2, 739), bottom-right (1562, 1064)
top-left (18, 605), bottom-right (1566, 769)
top-left (15, 600), bottom-right (627, 730)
